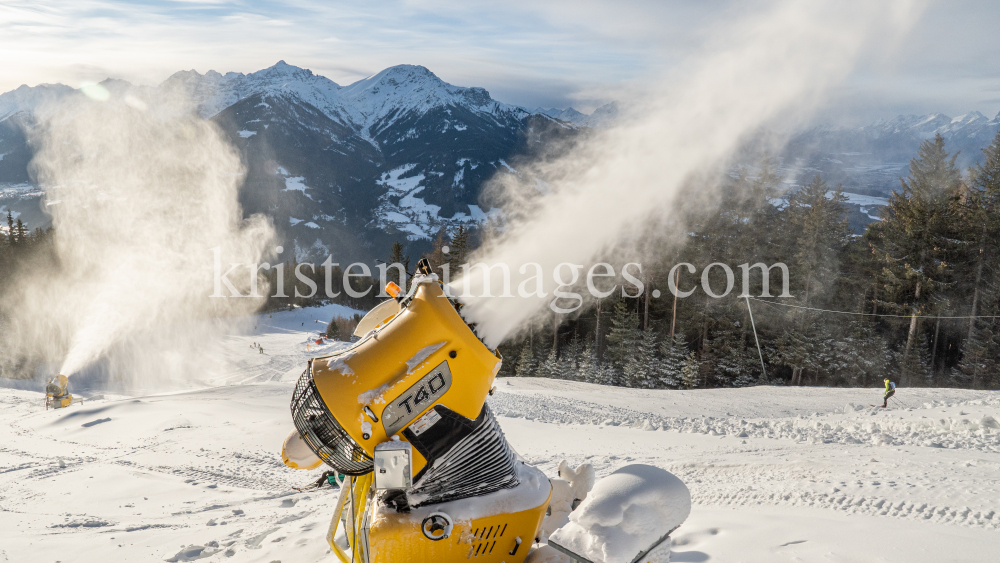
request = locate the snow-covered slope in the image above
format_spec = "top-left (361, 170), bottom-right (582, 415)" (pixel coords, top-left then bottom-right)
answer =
top-left (1, 306), bottom-right (998, 563)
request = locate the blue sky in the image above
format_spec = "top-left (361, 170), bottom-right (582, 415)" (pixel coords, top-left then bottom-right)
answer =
top-left (1, 0), bottom-right (997, 122)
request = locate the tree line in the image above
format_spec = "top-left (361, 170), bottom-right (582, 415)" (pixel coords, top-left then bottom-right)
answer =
top-left (0, 210), bottom-right (55, 287)
top-left (462, 133), bottom-right (1000, 390)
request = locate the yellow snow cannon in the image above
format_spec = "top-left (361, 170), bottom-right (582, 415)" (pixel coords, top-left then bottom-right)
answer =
top-left (286, 266), bottom-right (551, 563)
top-left (45, 374), bottom-right (79, 410)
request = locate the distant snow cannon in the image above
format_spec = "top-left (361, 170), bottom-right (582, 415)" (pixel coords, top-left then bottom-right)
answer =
top-left (45, 374), bottom-right (81, 410)
top-left (283, 260), bottom-right (550, 562)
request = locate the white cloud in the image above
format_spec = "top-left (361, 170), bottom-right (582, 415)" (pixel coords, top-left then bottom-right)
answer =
top-left (0, 0), bottom-right (996, 117)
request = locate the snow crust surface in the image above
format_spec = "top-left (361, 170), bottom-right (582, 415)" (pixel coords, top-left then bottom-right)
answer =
top-left (2, 310), bottom-right (1000, 562)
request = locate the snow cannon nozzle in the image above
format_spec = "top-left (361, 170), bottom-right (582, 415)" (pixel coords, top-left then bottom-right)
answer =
top-left (416, 257), bottom-right (433, 276)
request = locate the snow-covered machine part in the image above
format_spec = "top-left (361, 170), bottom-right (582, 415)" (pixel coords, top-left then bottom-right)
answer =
top-left (286, 272), bottom-right (550, 562)
top-left (353, 297), bottom-right (401, 336)
top-left (548, 465), bottom-right (691, 563)
top-left (281, 428), bottom-right (323, 470)
top-left (540, 462), bottom-right (597, 542)
top-left (374, 440), bottom-right (412, 490)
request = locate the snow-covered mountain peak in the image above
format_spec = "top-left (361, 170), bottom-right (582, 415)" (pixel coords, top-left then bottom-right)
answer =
top-left (338, 64), bottom-right (506, 133)
top-left (243, 60), bottom-right (331, 87)
top-left (157, 61), bottom-right (343, 119)
top-left (952, 111), bottom-right (986, 124)
top-left (0, 83), bottom-right (76, 121)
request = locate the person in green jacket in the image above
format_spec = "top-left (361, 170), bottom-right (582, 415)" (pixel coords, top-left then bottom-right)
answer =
top-left (882, 378), bottom-right (896, 408)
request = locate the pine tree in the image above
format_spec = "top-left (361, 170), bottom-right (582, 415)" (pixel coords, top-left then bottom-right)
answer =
top-left (897, 338), bottom-right (932, 386)
top-left (577, 340), bottom-right (598, 382)
top-left (837, 319), bottom-right (891, 388)
top-left (15, 218), bottom-right (26, 247)
top-left (387, 240), bottom-right (409, 288)
top-left (624, 328), bottom-right (660, 388)
top-left (5, 210), bottom-right (13, 247)
top-left (955, 131), bottom-right (1000, 388)
top-left (449, 225), bottom-right (469, 275)
top-left (515, 342), bottom-right (537, 377)
top-left (876, 134), bottom-right (961, 384)
top-left (782, 175), bottom-right (851, 385)
top-left (680, 351), bottom-right (700, 389)
top-left (561, 333), bottom-right (582, 380)
top-left (538, 345), bottom-right (560, 379)
top-left (658, 333), bottom-right (687, 389)
top-left (605, 301), bottom-right (640, 382)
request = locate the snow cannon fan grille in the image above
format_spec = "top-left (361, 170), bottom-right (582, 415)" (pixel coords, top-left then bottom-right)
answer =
top-left (291, 366), bottom-right (374, 475)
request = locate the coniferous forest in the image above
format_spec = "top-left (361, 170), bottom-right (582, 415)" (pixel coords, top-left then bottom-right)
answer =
top-left (491, 132), bottom-right (1000, 390)
top-left (5, 133), bottom-right (1000, 389)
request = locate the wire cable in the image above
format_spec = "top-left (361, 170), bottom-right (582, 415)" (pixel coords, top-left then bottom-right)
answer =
top-left (747, 297), bottom-right (1000, 320)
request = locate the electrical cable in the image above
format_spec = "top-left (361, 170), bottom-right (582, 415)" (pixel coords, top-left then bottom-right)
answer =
top-left (747, 296), bottom-right (1000, 319)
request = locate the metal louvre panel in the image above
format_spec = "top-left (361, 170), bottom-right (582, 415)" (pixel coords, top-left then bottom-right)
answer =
top-left (290, 366), bottom-right (374, 476)
top-left (407, 406), bottom-right (519, 507)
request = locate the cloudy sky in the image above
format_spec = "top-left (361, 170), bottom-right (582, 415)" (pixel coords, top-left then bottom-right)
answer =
top-left (1, 0), bottom-right (997, 123)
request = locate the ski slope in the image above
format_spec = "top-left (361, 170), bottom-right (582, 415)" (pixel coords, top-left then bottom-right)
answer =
top-left (1, 305), bottom-right (999, 562)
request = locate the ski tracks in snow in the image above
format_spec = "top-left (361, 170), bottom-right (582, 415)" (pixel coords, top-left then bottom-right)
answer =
top-left (491, 386), bottom-right (1000, 533)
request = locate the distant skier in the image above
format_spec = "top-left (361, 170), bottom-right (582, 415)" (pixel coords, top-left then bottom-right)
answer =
top-left (882, 378), bottom-right (896, 408)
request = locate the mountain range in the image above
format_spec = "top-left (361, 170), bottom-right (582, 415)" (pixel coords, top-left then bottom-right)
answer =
top-left (2, 61), bottom-right (1000, 260)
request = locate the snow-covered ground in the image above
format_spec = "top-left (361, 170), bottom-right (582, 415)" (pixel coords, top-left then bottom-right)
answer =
top-left (2, 305), bottom-right (999, 562)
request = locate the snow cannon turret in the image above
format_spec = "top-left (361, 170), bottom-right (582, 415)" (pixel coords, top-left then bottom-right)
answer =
top-left (45, 374), bottom-right (81, 410)
top-left (284, 265), bottom-right (551, 562)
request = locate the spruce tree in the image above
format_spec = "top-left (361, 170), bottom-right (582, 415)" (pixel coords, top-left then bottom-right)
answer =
top-left (876, 134), bottom-right (961, 384)
top-left (624, 329), bottom-right (659, 388)
top-left (561, 333), bottom-right (582, 380)
top-left (605, 301), bottom-right (640, 381)
top-left (680, 351), bottom-right (700, 389)
top-left (515, 342), bottom-right (537, 377)
top-left (15, 218), bottom-right (26, 247)
top-left (5, 210), bottom-right (13, 247)
top-left (387, 240), bottom-right (409, 288)
top-left (955, 131), bottom-right (1000, 388)
top-left (449, 225), bottom-right (469, 275)
top-left (658, 333), bottom-right (687, 389)
top-left (538, 345), bottom-right (560, 379)
top-left (577, 340), bottom-right (598, 383)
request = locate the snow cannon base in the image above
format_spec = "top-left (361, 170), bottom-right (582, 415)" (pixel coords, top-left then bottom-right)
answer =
top-left (330, 463), bottom-right (552, 563)
top-left (367, 481), bottom-right (550, 562)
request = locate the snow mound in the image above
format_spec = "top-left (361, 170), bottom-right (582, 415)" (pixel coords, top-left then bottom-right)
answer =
top-left (549, 464), bottom-right (690, 563)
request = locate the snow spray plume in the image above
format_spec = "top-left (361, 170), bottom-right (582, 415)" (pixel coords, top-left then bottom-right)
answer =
top-left (453, 0), bottom-right (926, 349)
top-left (0, 91), bottom-right (275, 387)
